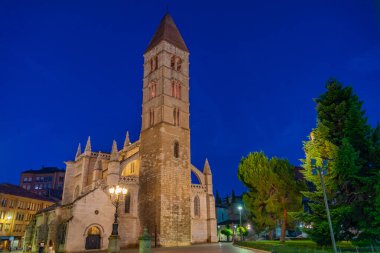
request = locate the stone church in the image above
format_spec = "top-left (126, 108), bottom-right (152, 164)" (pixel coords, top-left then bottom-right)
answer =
top-left (24, 13), bottom-right (217, 252)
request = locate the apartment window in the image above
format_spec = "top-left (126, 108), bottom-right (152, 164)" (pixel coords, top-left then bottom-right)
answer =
top-left (0, 211), bottom-right (5, 219)
top-left (9, 200), bottom-right (14, 208)
top-left (4, 223), bottom-right (10, 232)
top-left (1, 199), bottom-right (7, 207)
top-left (59, 176), bottom-right (64, 182)
top-left (0, 223), bottom-right (3, 231)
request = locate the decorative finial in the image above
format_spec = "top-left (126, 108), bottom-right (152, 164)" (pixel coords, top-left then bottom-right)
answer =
top-left (85, 136), bottom-right (91, 152)
top-left (203, 158), bottom-right (211, 175)
top-left (110, 140), bottom-right (119, 161)
top-left (75, 143), bottom-right (81, 160)
top-left (123, 131), bottom-right (131, 149)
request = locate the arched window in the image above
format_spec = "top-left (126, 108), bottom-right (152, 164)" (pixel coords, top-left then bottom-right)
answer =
top-left (149, 108), bottom-right (155, 127)
top-left (174, 141), bottom-right (179, 158)
top-left (150, 58), bottom-right (154, 72)
top-left (149, 81), bottom-right (157, 99)
top-left (74, 186), bottom-right (80, 199)
top-left (194, 196), bottom-right (200, 217)
top-left (87, 226), bottom-right (100, 235)
top-left (154, 55), bottom-right (158, 70)
top-left (173, 108), bottom-right (179, 126)
top-left (171, 80), bottom-right (182, 100)
top-left (171, 55), bottom-right (176, 69)
top-left (124, 193), bottom-right (131, 214)
top-left (176, 58), bottom-right (182, 72)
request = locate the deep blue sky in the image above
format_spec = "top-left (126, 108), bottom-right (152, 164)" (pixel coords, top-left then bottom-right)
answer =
top-left (1, 1), bottom-right (379, 197)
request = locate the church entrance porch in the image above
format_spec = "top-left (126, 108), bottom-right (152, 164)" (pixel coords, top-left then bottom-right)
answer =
top-left (85, 226), bottom-right (101, 250)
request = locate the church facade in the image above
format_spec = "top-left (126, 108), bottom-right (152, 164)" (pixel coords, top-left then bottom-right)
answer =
top-left (24, 14), bottom-right (217, 252)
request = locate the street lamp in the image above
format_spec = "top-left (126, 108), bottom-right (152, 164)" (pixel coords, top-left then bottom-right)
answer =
top-left (108, 185), bottom-right (128, 253)
top-left (237, 206), bottom-right (242, 227)
top-left (311, 158), bottom-right (337, 253)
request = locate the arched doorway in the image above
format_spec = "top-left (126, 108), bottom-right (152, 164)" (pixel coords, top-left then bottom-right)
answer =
top-left (85, 226), bottom-right (101, 250)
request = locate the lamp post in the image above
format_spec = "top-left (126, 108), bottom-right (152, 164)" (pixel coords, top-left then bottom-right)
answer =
top-left (108, 185), bottom-right (128, 253)
top-left (311, 158), bottom-right (337, 253)
top-left (237, 206), bottom-right (242, 227)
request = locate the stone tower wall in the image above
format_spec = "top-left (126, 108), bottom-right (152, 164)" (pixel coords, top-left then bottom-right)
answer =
top-left (139, 41), bottom-right (191, 246)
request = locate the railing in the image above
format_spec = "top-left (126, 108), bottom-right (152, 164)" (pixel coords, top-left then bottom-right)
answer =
top-left (191, 184), bottom-right (206, 193)
top-left (119, 176), bottom-right (139, 184)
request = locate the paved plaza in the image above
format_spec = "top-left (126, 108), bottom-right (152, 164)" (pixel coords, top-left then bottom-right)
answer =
top-left (122, 243), bottom-right (254, 253)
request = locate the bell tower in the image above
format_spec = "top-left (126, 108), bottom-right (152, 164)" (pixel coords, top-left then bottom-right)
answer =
top-left (138, 13), bottom-right (191, 246)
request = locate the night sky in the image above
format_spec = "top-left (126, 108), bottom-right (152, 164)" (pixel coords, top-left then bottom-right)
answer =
top-left (1, 1), bottom-right (379, 197)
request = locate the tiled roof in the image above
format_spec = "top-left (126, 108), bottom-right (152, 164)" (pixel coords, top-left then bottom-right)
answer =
top-left (145, 13), bottom-right (188, 53)
top-left (0, 183), bottom-right (56, 202)
top-left (21, 167), bottom-right (65, 174)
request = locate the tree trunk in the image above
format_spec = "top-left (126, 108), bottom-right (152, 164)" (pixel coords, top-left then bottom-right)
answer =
top-left (280, 208), bottom-right (287, 243)
top-left (268, 230), bottom-right (274, 240)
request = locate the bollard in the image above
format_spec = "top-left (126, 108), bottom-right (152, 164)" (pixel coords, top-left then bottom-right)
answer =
top-left (139, 228), bottom-right (151, 253)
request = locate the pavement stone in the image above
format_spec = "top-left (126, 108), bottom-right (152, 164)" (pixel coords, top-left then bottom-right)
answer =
top-left (119, 242), bottom-right (253, 253)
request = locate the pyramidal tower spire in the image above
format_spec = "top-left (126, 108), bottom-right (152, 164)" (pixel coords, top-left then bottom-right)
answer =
top-left (75, 143), bottom-right (81, 160)
top-left (123, 131), bottom-right (131, 149)
top-left (145, 13), bottom-right (188, 53)
top-left (110, 140), bottom-right (118, 161)
top-left (203, 158), bottom-right (212, 175)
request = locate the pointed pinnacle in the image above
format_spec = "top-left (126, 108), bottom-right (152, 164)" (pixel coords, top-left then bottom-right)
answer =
top-left (110, 140), bottom-right (119, 161)
top-left (123, 131), bottom-right (131, 148)
top-left (203, 158), bottom-right (212, 175)
top-left (75, 143), bottom-right (81, 159)
top-left (85, 136), bottom-right (91, 152)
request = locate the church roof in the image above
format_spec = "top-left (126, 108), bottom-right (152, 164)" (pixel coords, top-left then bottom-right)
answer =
top-left (145, 13), bottom-right (189, 53)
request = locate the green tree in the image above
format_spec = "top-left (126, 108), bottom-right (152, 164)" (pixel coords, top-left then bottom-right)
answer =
top-left (231, 190), bottom-right (236, 203)
top-left (221, 227), bottom-right (233, 241)
top-left (299, 79), bottom-right (380, 244)
top-left (215, 190), bottom-right (222, 205)
top-left (238, 152), bottom-right (303, 242)
top-left (237, 226), bottom-right (249, 240)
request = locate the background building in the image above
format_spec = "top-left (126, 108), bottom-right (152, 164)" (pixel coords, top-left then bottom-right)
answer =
top-left (0, 184), bottom-right (55, 250)
top-left (20, 167), bottom-right (65, 200)
top-left (216, 193), bottom-right (248, 241)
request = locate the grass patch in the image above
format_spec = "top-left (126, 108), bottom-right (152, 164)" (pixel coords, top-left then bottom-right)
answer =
top-left (235, 240), bottom-right (373, 253)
